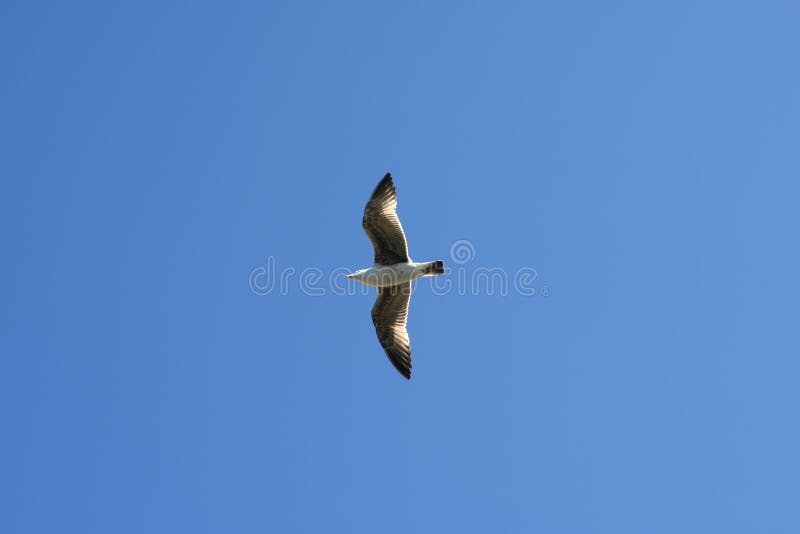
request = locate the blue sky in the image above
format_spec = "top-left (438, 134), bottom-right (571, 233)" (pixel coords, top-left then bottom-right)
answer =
top-left (2, 1), bottom-right (799, 532)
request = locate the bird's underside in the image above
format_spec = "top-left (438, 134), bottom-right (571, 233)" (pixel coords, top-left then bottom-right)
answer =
top-left (358, 172), bottom-right (443, 379)
top-left (362, 173), bottom-right (413, 378)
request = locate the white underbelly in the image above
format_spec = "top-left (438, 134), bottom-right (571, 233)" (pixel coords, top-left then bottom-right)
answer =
top-left (358, 263), bottom-right (419, 287)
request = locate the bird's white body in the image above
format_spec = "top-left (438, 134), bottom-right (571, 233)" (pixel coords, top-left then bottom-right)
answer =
top-left (347, 262), bottom-right (436, 287)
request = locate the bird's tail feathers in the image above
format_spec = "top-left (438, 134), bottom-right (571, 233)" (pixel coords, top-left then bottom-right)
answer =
top-left (422, 260), bottom-right (445, 275)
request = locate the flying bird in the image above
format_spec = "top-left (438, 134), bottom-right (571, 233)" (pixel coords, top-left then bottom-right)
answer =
top-left (346, 173), bottom-right (445, 379)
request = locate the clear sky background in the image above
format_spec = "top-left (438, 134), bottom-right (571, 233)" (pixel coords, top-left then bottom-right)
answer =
top-left (2, 1), bottom-right (799, 533)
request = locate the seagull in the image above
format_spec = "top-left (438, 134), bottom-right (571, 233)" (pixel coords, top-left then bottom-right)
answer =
top-left (346, 173), bottom-right (445, 379)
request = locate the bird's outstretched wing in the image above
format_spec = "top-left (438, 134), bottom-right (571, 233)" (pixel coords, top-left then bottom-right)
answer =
top-left (363, 173), bottom-right (410, 265)
top-left (371, 282), bottom-right (412, 379)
